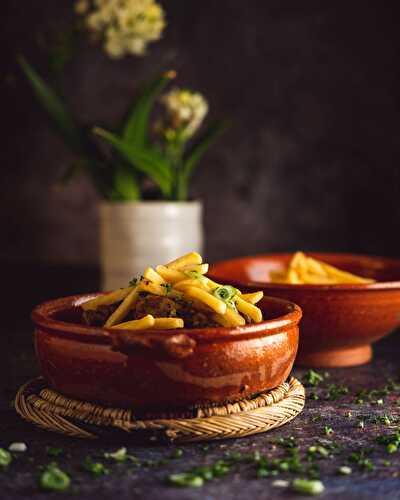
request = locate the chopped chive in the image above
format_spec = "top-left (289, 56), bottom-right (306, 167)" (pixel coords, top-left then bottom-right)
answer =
top-left (292, 478), bottom-right (325, 496)
top-left (168, 473), bottom-right (204, 487)
top-left (0, 448), bottom-right (12, 468)
top-left (39, 463), bottom-right (70, 492)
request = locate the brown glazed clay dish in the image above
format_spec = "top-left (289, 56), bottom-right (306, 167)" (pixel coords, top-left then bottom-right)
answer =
top-left (209, 253), bottom-right (400, 368)
top-left (32, 294), bottom-right (301, 414)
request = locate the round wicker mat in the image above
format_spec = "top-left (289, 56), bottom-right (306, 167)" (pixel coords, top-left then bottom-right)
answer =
top-left (15, 377), bottom-right (305, 443)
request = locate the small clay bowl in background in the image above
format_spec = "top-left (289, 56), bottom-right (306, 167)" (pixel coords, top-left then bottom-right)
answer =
top-left (209, 253), bottom-right (400, 368)
top-left (32, 294), bottom-right (301, 414)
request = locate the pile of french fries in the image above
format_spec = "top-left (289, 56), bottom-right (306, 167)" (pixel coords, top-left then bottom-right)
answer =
top-left (270, 252), bottom-right (375, 285)
top-left (82, 252), bottom-right (264, 330)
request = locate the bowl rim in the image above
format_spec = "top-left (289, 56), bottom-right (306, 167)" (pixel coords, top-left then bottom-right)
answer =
top-left (209, 252), bottom-right (400, 291)
top-left (32, 293), bottom-right (302, 345)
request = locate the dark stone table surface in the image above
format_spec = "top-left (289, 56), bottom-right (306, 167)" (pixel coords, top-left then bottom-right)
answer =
top-left (1, 264), bottom-right (400, 499)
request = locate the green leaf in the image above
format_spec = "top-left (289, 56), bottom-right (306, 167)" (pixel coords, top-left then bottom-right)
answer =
top-left (175, 121), bottom-right (228, 200)
top-left (17, 55), bottom-right (82, 152)
top-left (122, 70), bottom-right (176, 148)
top-left (182, 121), bottom-right (228, 181)
top-left (93, 127), bottom-right (172, 198)
top-left (112, 165), bottom-right (140, 201)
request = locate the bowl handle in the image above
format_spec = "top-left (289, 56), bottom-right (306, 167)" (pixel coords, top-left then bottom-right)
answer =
top-left (109, 330), bottom-right (196, 359)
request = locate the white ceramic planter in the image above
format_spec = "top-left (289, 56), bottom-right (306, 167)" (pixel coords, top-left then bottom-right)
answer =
top-left (99, 201), bottom-right (203, 290)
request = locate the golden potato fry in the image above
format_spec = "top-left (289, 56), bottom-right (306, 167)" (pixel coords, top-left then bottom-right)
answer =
top-left (321, 262), bottom-right (374, 284)
top-left (165, 252), bottom-right (202, 270)
top-left (81, 287), bottom-right (133, 311)
top-left (139, 280), bottom-right (169, 296)
top-left (152, 318), bottom-right (184, 329)
top-left (213, 307), bottom-right (246, 327)
top-left (155, 265), bottom-right (186, 283)
top-left (143, 267), bottom-right (166, 285)
top-left (173, 279), bottom-right (205, 291)
top-left (105, 286), bottom-right (141, 327)
top-left (241, 291), bottom-right (264, 304)
top-left (110, 314), bottom-right (155, 330)
top-left (181, 263), bottom-right (209, 274)
top-left (183, 286), bottom-right (227, 315)
top-left (235, 296), bottom-right (263, 323)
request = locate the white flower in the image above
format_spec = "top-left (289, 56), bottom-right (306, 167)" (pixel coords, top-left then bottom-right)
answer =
top-left (160, 88), bottom-right (209, 139)
top-left (76, 0), bottom-right (166, 58)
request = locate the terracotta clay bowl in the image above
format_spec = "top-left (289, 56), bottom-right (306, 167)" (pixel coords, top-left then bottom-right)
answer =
top-left (32, 294), bottom-right (301, 414)
top-left (209, 253), bottom-right (400, 368)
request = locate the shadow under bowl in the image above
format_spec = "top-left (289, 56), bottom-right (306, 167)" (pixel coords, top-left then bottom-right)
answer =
top-left (209, 253), bottom-right (400, 368)
top-left (32, 294), bottom-right (301, 413)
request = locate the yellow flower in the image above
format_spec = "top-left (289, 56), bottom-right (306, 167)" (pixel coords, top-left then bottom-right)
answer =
top-left (76, 0), bottom-right (166, 58)
top-left (161, 88), bottom-right (209, 138)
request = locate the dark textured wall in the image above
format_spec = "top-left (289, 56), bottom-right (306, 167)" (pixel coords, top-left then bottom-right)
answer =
top-left (2, 1), bottom-right (400, 265)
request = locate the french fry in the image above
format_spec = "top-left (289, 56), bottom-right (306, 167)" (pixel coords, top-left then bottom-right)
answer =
top-left (213, 307), bottom-right (246, 327)
top-left (110, 315), bottom-right (155, 330)
top-left (317, 261), bottom-right (374, 284)
top-left (156, 265), bottom-right (186, 283)
top-left (152, 318), bottom-right (184, 329)
top-left (241, 291), bottom-right (264, 304)
top-left (165, 252), bottom-right (202, 270)
top-left (181, 263), bottom-right (209, 274)
top-left (173, 279), bottom-right (205, 291)
top-left (139, 280), bottom-right (168, 296)
top-left (287, 269), bottom-right (302, 284)
top-left (81, 287), bottom-right (133, 311)
top-left (183, 286), bottom-right (227, 315)
top-left (269, 270), bottom-right (287, 283)
top-left (305, 257), bottom-right (328, 276)
top-left (143, 267), bottom-right (166, 285)
top-left (300, 273), bottom-right (338, 284)
top-left (289, 251), bottom-right (307, 272)
top-left (105, 286), bottom-right (141, 327)
top-left (235, 296), bottom-right (263, 323)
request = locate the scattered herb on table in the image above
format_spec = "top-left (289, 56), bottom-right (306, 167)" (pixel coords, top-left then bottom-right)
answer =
top-left (83, 457), bottom-right (110, 476)
top-left (348, 448), bottom-right (374, 472)
top-left (47, 446), bottom-right (64, 457)
top-left (324, 426), bottom-right (334, 436)
top-left (168, 473), bottom-right (204, 488)
top-left (292, 478), bottom-right (325, 496)
top-left (167, 460), bottom-right (230, 487)
top-left (0, 448), bottom-right (12, 468)
top-left (376, 431), bottom-right (400, 453)
top-left (303, 370), bottom-right (325, 387)
top-left (39, 463), bottom-right (71, 492)
top-left (104, 447), bottom-right (129, 462)
top-left (169, 448), bottom-right (183, 459)
top-left (325, 384), bottom-right (349, 400)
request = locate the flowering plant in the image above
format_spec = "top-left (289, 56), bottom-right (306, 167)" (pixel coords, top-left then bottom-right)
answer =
top-left (18, 60), bottom-right (226, 201)
top-left (18, 0), bottom-right (226, 201)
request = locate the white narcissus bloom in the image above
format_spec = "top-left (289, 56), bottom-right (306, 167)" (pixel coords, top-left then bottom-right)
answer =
top-left (161, 88), bottom-right (209, 139)
top-left (76, 0), bottom-right (166, 58)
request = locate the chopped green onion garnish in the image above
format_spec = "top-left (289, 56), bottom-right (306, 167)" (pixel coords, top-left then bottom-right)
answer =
top-left (292, 478), bottom-right (325, 496)
top-left (83, 457), bottom-right (109, 476)
top-left (168, 472), bottom-right (204, 487)
top-left (39, 463), bottom-right (70, 492)
top-left (0, 448), bottom-right (12, 468)
top-left (104, 447), bottom-right (128, 462)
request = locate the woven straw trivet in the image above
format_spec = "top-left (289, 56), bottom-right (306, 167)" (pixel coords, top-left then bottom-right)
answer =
top-left (15, 377), bottom-right (305, 443)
